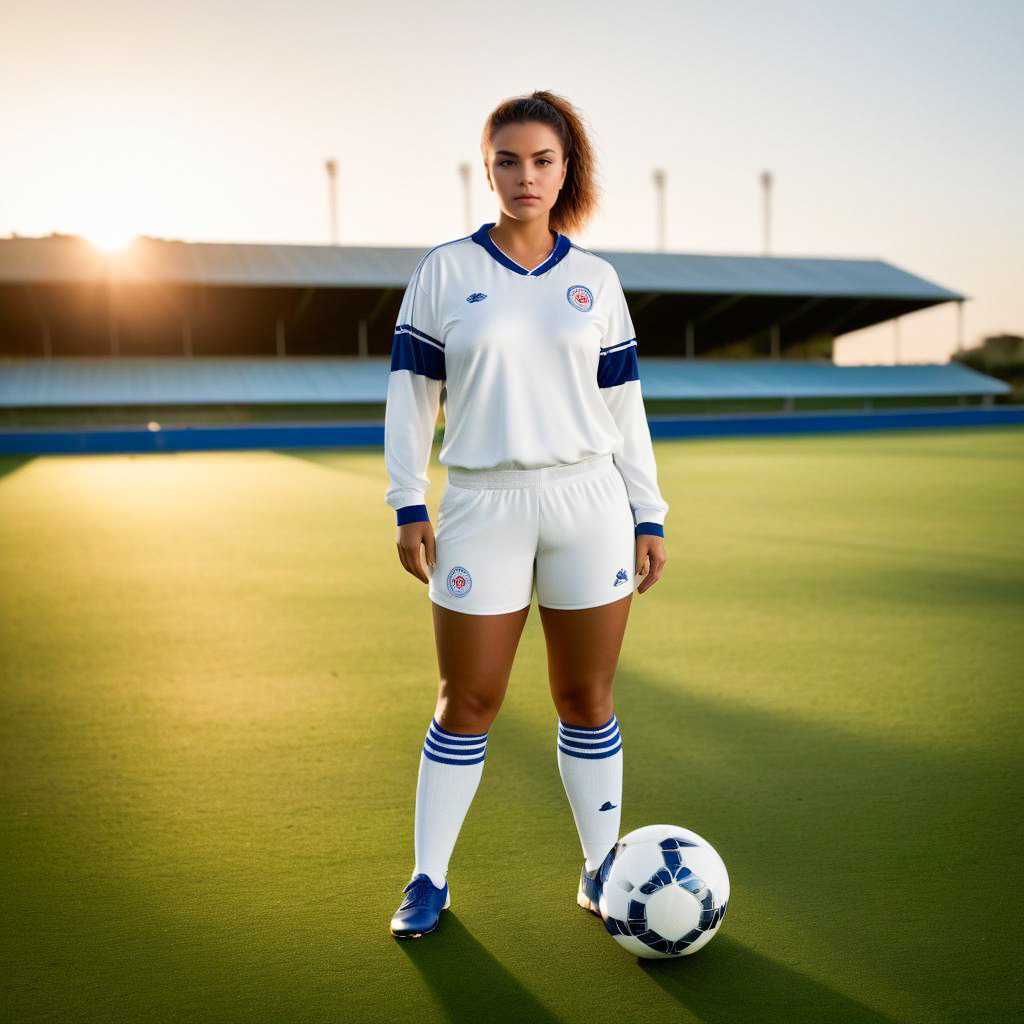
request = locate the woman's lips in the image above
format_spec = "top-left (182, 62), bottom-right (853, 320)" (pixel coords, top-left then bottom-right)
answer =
top-left (515, 196), bottom-right (540, 202)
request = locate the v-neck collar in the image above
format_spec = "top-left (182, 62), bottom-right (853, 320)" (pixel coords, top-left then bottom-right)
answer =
top-left (471, 221), bottom-right (572, 276)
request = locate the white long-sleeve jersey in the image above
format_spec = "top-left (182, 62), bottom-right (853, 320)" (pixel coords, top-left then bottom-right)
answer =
top-left (384, 221), bottom-right (669, 536)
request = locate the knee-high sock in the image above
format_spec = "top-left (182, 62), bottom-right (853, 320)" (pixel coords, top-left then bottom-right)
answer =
top-left (412, 718), bottom-right (488, 889)
top-left (556, 713), bottom-right (623, 872)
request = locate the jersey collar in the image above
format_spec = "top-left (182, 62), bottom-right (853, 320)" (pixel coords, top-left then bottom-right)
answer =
top-left (471, 222), bottom-right (572, 276)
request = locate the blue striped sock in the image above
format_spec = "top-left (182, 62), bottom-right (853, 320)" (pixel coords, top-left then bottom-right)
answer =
top-left (556, 713), bottom-right (623, 871)
top-left (413, 718), bottom-right (489, 888)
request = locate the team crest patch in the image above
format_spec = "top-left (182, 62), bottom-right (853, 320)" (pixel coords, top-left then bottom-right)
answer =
top-left (466, 292), bottom-right (487, 303)
top-left (567, 285), bottom-right (594, 312)
top-left (447, 565), bottom-right (473, 597)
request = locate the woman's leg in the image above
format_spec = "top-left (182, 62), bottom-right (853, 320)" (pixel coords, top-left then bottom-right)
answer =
top-left (539, 592), bottom-right (632, 872)
top-left (409, 600), bottom-right (531, 889)
top-left (431, 600), bottom-right (530, 731)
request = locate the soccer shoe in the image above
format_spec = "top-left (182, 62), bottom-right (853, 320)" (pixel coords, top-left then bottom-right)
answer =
top-left (577, 844), bottom-right (617, 917)
top-left (389, 873), bottom-right (451, 939)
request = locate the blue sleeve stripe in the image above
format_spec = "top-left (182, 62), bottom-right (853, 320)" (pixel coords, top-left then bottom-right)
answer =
top-left (396, 504), bottom-right (429, 525)
top-left (597, 343), bottom-right (639, 388)
top-left (395, 323), bottom-right (444, 348)
top-left (390, 330), bottom-right (446, 380)
top-left (599, 336), bottom-right (636, 354)
top-left (635, 522), bottom-right (664, 537)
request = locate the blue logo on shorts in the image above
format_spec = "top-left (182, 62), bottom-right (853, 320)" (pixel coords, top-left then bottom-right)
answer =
top-left (447, 565), bottom-right (473, 597)
top-left (614, 568), bottom-right (629, 586)
top-left (466, 292), bottom-right (487, 303)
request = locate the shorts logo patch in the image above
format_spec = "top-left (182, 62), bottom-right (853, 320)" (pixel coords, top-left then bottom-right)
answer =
top-left (614, 568), bottom-right (630, 586)
top-left (447, 565), bottom-right (473, 597)
top-left (466, 292), bottom-right (487, 303)
top-left (567, 285), bottom-right (594, 312)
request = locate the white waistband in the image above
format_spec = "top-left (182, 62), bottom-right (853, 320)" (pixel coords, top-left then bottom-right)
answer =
top-left (446, 452), bottom-right (614, 489)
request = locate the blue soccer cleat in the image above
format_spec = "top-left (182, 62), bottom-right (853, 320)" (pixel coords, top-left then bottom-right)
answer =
top-left (389, 873), bottom-right (451, 939)
top-left (577, 845), bottom-right (617, 916)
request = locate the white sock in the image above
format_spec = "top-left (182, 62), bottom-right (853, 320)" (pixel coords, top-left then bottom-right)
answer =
top-left (556, 713), bottom-right (623, 872)
top-left (412, 718), bottom-right (489, 889)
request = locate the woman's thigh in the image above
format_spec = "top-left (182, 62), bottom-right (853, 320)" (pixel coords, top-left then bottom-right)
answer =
top-left (429, 600), bottom-right (531, 733)
top-left (538, 593), bottom-right (632, 726)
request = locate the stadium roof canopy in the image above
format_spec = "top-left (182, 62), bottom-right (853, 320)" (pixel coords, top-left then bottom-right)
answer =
top-left (0, 235), bottom-right (967, 359)
top-left (0, 234), bottom-right (966, 298)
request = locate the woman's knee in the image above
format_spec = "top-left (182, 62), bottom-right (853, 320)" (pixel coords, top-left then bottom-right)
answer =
top-left (551, 688), bottom-right (615, 728)
top-left (434, 685), bottom-right (504, 734)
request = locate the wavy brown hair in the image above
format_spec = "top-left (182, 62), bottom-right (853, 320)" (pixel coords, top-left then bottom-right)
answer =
top-left (480, 89), bottom-right (602, 237)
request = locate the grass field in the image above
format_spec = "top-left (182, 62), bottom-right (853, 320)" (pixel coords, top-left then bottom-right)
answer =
top-left (1, 427), bottom-right (1020, 1024)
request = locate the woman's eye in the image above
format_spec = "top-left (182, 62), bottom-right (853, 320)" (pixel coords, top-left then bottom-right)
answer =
top-left (499, 159), bottom-right (514, 167)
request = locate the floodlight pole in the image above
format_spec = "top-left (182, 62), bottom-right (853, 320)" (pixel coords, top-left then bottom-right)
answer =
top-left (325, 158), bottom-right (339, 245)
top-left (652, 168), bottom-right (666, 252)
top-left (760, 170), bottom-right (772, 255)
top-left (458, 162), bottom-right (472, 234)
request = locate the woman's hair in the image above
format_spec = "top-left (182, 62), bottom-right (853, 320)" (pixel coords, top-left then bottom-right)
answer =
top-left (480, 89), bottom-right (601, 237)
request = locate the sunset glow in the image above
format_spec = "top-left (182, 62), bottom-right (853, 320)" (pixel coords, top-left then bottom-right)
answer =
top-left (84, 226), bottom-right (137, 252)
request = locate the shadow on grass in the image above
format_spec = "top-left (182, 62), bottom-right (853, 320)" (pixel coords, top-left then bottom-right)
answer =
top-left (395, 912), bottom-right (561, 1023)
top-left (0, 455), bottom-right (36, 481)
top-left (637, 933), bottom-right (898, 1024)
top-left (396, 908), bottom-right (896, 1024)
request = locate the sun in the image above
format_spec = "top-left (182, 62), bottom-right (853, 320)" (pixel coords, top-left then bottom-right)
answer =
top-left (84, 226), bottom-right (138, 252)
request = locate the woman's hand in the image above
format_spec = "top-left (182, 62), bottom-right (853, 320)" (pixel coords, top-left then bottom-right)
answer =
top-left (396, 521), bottom-right (435, 584)
top-left (635, 534), bottom-right (666, 594)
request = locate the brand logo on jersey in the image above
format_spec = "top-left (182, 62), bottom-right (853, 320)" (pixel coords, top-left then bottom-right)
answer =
top-left (614, 568), bottom-right (630, 586)
top-left (567, 285), bottom-right (594, 312)
top-left (466, 292), bottom-right (488, 303)
top-left (447, 565), bottom-right (473, 597)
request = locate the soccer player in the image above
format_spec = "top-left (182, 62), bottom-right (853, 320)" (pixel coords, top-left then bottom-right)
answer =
top-left (385, 90), bottom-right (669, 938)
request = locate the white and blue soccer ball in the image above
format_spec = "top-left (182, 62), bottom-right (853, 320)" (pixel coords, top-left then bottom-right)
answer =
top-left (598, 823), bottom-right (730, 959)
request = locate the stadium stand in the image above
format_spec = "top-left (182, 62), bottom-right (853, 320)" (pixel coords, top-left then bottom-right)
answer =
top-left (0, 235), bottom-right (1019, 454)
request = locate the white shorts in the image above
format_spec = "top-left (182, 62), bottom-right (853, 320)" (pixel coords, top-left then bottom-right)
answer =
top-left (427, 452), bottom-right (637, 615)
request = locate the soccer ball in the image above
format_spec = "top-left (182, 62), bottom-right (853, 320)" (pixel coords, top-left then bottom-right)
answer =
top-left (598, 823), bottom-right (729, 959)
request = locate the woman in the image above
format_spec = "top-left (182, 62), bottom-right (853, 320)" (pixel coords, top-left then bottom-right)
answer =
top-left (384, 90), bottom-right (668, 939)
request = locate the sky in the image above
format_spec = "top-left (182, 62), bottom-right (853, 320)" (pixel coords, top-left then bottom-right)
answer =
top-left (2, 0), bottom-right (1021, 365)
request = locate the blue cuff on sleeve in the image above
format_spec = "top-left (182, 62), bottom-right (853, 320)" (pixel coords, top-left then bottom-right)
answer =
top-left (635, 521), bottom-right (664, 537)
top-left (396, 504), bottom-right (430, 526)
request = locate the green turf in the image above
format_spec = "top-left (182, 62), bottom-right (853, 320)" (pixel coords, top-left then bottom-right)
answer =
top-left (1, 428), bottom-right (1020, 1023)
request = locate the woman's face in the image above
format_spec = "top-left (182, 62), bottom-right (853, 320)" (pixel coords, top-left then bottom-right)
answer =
top-left (484, 120), bottom-right (567, 226)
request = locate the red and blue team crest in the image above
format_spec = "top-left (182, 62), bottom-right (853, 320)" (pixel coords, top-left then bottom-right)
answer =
top-left (446, 565), bottom-right (473, 598)
top-left (567, 285), bottom-right (594, 312)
